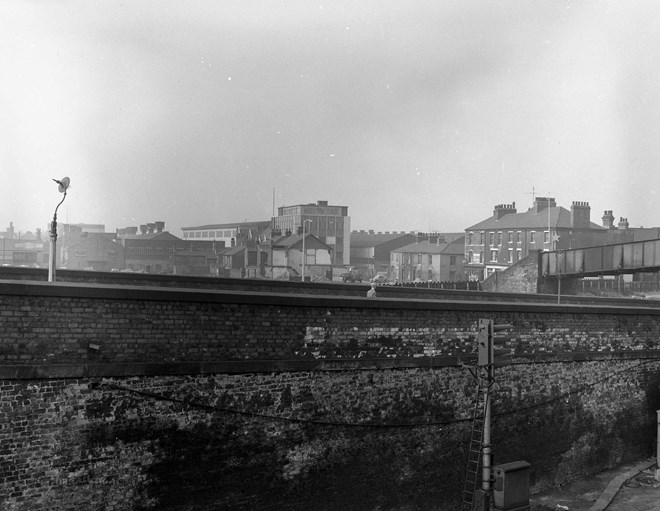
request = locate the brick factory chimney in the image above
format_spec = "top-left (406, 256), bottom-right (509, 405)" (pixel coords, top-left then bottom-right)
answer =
top-left (570, 201), bottom-right (591, 229)
top-left (602, 210), bottom-right (615, 229)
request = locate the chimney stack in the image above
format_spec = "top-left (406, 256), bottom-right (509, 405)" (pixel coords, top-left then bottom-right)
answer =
top-left (493, 202), bottom-right (517, 220)
top-left (602, 210), bottom-right (615, 229)
top-left (570, 201), bottom-right (591, 229)
top-left (534, 197), bottom-right (556, 213)
top-left (618, 217), bottom-right (629, 230)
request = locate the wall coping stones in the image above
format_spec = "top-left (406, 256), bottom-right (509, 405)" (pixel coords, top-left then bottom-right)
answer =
top-left (2, 279), bottom-right (660, 315)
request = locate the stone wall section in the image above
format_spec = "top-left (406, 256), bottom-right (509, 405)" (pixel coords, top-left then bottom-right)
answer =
top-left (1, 281), bottom-right (660, 510)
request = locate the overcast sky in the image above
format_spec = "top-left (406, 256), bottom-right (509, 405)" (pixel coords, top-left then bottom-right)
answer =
top-left (2, 1), bottom-right (660, 236)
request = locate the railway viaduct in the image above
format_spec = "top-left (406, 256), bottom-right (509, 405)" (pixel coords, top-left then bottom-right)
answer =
top-left (1, 270), bottom-right (660, 510)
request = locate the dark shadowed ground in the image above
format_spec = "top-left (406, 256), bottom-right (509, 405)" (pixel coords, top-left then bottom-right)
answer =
top-left (530, 459), bottom-right (660, 511)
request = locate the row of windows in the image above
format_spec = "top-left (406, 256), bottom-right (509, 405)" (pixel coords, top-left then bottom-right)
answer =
top-left (72, 250), bottom-right (119, 258)
top-left (183, 230), bottom-right (234, 239)
top-left (127, 247), bottom-right (173, 255)
top-left (467, 249), bottom-right (522, 264)
top-left (468, 230), bottom-right (549, 246)
top-left (396, 254), bottom-right (459, 265)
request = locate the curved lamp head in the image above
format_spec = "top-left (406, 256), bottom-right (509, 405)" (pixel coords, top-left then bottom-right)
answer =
top-left (52, 177), bottom-right (71, 193)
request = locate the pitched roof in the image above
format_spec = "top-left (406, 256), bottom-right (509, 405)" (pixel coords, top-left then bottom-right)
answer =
top-left (120, 231), bottom-right (181, 241)
top-left (66, 234), bottom-right (122, 250)
top-left (272, 234), bottom-right (331, 251)
top-left (350, 232), bottom-right (415, 248)
top-left (182, 221), bottom-right (270, 231)
top-left (393, 237), bottom-right (465, 255)
top-left (466, 207), bottom-right (603, 231)
top-left (222, 245), bottom-right (246, 256)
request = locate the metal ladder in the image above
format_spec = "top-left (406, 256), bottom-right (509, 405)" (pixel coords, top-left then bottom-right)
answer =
top-left (461, 381), bottom-right (488, 511)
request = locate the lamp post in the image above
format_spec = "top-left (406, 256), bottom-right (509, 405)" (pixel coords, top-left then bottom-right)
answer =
top-left (48, 177), bottom-right (70, 282)
top-left (301, 219), bottom-right (312, 282)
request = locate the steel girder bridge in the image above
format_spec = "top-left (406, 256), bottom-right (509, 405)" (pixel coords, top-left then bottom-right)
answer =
top-left (540, 239), bottom-right (660, 278)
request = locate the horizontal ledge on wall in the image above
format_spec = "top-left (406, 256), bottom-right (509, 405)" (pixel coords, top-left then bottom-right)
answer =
top-left (1, 279), bottom-right (660, 315)
top-left (1, 351), bottom-right (660, 379)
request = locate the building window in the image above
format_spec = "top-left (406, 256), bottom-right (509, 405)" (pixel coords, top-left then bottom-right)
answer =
top-left (428, 254), bottom-right (433, 265)
top-left (427, 270), bottom-right (433, 280)
top-left (517, 249), bottom-right (522, 261)
top-left (530, 231), bottom-right (536, 243)
top-left (508, 249), bottom-right (513, 263)
top-left (490, 250), bottom-right (498, 262)
top-left (516, 231), bottom-right (522, 243)
top-left (489, 232), bottom-right (495, 245)
top-left (468, 251), bottom-right (473, 263)
top-left (544, 231), bottom-right (549, 243)
top-left (107, 251), bottom-right (118, 257)
top-left (183, 232), bottom-right (189, 238)
top-left (508, 231), bottom-right (513, 243)
top-left (74, 250), bottom-right (87, 257)
top-left (450, 255), bottom-right (457, 265)
top-left (468, 232), bottom-right (473, 245)
top-left (480, 251), bottom-right (484, 263)
top-left (497, 232), bottom-right (502, 245)
top-left (479, 232), bottom-right (485, 245)
top-left (449, 271), bottom-right (456, 281)
top-left (418, 253), bottom-right (422, 264)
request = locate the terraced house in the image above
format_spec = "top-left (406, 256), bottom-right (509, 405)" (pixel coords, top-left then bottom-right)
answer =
top-left (390, 235), bottom-right (465, 283)
top-left (464, 197), bottom-right (605, 280)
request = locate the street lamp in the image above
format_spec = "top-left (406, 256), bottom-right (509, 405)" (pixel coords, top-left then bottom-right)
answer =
top-left (48, 177), bottom-right (70, 282)
top-left (301, 219), bottom-right (312, 282)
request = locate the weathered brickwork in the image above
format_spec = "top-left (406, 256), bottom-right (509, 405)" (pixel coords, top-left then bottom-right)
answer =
top-left (1, 281), bottom-right (660, 510)
top-left (2, 287), bottom-right (660, 366)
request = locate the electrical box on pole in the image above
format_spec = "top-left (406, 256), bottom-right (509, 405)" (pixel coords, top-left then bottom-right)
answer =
top-left (478, 320), bottom-right (514, 368)
top-left (477, 319), bottom-right (493, 367)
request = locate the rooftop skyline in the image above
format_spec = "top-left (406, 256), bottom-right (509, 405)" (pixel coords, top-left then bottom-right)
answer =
top-left (2, 193), bottom-right (645, 239)
top-left (3, 1), bottom-right (660, 234)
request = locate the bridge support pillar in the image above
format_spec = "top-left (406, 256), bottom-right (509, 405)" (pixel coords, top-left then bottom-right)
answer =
top-left (537, 275), bottom-right (580, 296)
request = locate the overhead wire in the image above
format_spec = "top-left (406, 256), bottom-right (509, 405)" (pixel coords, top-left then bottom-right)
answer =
top-left (99, 358), bottom-right (659, 429)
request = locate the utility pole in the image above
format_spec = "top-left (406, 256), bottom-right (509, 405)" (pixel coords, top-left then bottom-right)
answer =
top-left (556, 250), bottom-right (562, 304)
top-left (301, 219), bottom-right (312, 282)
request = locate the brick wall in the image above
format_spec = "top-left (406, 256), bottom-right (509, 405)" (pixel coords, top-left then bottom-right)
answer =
top-left (1, 280), bottom-right (660, 510)
top-left (481, 254), bottom-right (539, 293)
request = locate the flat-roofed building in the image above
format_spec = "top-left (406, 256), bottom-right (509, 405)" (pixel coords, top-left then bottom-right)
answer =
top-left (273, 200), bottom-right (349, 266)
top-left (181, 221), bottom-right (271, 248)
